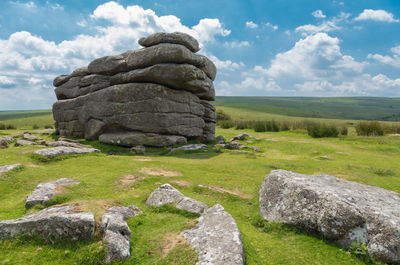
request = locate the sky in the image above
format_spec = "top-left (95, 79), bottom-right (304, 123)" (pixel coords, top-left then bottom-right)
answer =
top-left (0, 0), bottom-right (400, 110)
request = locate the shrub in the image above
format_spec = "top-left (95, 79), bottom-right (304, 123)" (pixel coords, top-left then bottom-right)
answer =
top-left (219, 120), bottom-right (234, 129)
top-left (216, 109), bottom-right (232, 122)
top-left (307, 122), bottom-right (339, 138)
top-left (339, 127), bottom-right (348, 136)
top-left (0, 123), bottom-right (5, 130)
top-left (32, 124), bottom-right (39, 129)
top-left (44, 125), bottom-right (53, 129)
top-left (5, 124), bottom-right (16, 130)
top-left (355, 121), bottom-right (384, 136)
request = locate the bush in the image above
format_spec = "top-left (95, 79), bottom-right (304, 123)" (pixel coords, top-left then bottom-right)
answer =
top-left (355, 121), bottom-right (384, 136)
top-left (219, 120), bottom-right (235, 129)
top-left (5, 124), bottom-right (16, 130)
top-left (44, 125), bottom-right (53, 129)
top-left (307, 122), bottom-right (339, 138)
top-left (339, 127), bottom-right (348, 136)
top-left (32, 124), bottom-right (39, 129)
top-left (0, 123), bottom-right (5, 130)
top-left (216, 109), bottom-right (232, 122)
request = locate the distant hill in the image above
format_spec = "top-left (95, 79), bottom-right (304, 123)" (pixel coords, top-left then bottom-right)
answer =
top-left (215, 97), bottom-right (400, 121)
top-left (0, 110), bottom-right (52, 121)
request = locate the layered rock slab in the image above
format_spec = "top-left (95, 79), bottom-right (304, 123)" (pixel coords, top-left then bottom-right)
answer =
top-left (0, 164), bottom-right (22, 173)
top-left (101, 206), bottom-right (142, 263)
top-left (182, 204), bottom-right (245, 265)
top-left (0, 206), bottom-right (95, 241)
top-left (146, 184), bottom-right (207, 214)
top-left (25, 178), bottom-right (80, 208)
top-left (259, 169), bottom-right (400, 264)
top-left (34, 146), bottom-right (99, 158)
top-left (53, 32), bottom-right (216, 147)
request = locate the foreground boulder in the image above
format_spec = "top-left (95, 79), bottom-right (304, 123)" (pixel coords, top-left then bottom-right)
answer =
top-left (182, 204), bottom-right (245, 265)
top-left (259, 169), bottom-right (400, 264)
top-left (25, 178), bottom-right (80, 208)
top-left (52, 32), bottom-right (216, 147)
top-left (0, 206), bottom-right (95, 241)
top-left (146, 184), bottom-right (207, 214)
top-left (101, 206), bottom-right (142, 263)
top-left (33, 146), bottom-right (99, 158)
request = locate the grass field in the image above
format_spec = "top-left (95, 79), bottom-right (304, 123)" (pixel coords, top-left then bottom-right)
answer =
top-left (0, 107), bottom-right (399, 264)
top-left (215, 97), bottom-right (400, 121)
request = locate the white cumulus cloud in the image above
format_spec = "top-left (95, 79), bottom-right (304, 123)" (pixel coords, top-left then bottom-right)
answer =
top-left (355, 9), bottom-right (399, 23)
top-left (312, 10), bottom-right (326, 19)
top-left (245, 21), bottom-right (258, 29)
top-left (367, 45), bottom-right (400, 68)
top-left (296, 12), bottom-right (350, 35)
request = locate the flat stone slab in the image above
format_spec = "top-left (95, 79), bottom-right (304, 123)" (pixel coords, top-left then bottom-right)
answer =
top-left (0, 164), bottom-right (22, 173)
top-left (23, 133), bottom-right (43, 142)
top-left (169, 144), bottom-right (207, 153)
top-left (101, 206), bottom-right (142, 263)
top-left (33, 146), bottom-right (100, 158)
top-left (139, 32), bottom-right (200, 53)
top-left (15, 139), bottom-right (37, 146)
top-left (182, 204), bottom-right (245, 265)
top-left (99, 131), bottom-right (187, 147)
top-left (0, 205), bottom-right (95, 241)
top-left (25, 178), bottom-right (80, 208)
top-left (259, 169), bottom-right (400, 264)
top-left (146, 184), bottom-right (208, 214)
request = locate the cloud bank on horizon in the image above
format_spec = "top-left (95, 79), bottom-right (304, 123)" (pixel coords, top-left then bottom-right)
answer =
top-left (0, 0), bottom-right (399, 110)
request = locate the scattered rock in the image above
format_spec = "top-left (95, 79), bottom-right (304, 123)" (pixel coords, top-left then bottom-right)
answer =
top-left (131, 145), bottom-right (146, 155)
top-left (23, 133), bottom-right (43, 142)
top-left (0, 164), bottom-right (22, 173)
top-left (259, 169), bottom-right (400, 264)
top-left (139, 167), bottom-right (182, 177)
top-left (0, 136), bottom-right (13, 148)
top-left (229, 133), bottom-right (250, 142)
top-left (101, 206), bottom-right (142, 263)
top-left (25, 178), bottom-right (80, 208)
top-left (15, 139), bottom-right (37, 146)
top-left (320, 155), bottom-right (331, 160)
top-left (146, 184), bottom-right (207, 214)
top-left (182, 204), bottom-right (245, 265)
top-left (169, 144), bottom-right (207, 153)
top-left (52, 32), bottom-right (216, 147)
top-left (45, 140), bottom-right (86, 148)
top-left (252, 146), bottom-right (260, 152)
top-left (0, 205), bottom-right (95, 241)
top-left (215, 135), bottom-right (225, 144)
top-left (33, 146), bottom-right (100, 158)
top-left (224, 142), bottom-right (248, 150)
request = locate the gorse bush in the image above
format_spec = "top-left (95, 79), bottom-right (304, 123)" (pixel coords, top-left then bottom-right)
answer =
top-left (0, 123), bottom-right (16, 130)
top-left (355, 121), bottom-right (384, 136)
top-left (306, 122), bottom-right (339, 138)
top-left (216, 109), bottom-right (232, 122)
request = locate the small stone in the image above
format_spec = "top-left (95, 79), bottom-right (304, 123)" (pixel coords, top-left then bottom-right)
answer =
top-left (130, 145), bottom-right (146, 155)
top-left (169, 144), bottom-right (207, 153)
top-left (252, 146), bottom-right (260, 152)
top-left (215, 135), bottom-right (225, 144)
top-left (229, 133), bottom-right (250, 142)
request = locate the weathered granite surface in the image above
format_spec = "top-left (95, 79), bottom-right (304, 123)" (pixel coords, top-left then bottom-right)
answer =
top-left (33, 146), bottom-right (99, 158)
top-left (259, 169), bottom-right (400, 264)
top-left (0, 206), bottom-right (95, 241)
top-left (52, 32), bottom-right (216, 147)
top-left (25, 178), bottom-right (80, 208)
top-left (182, 204), bottom-right (245, 265)
top-left (0, 164), bottom-right (22, 173)
top-left (146, 184), bottom-right (207, 214)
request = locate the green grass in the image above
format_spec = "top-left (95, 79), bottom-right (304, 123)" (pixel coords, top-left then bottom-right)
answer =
top-left (1, 108), bottom-right (399, 264)
top-left (215, 96), bottom-right (400, 121)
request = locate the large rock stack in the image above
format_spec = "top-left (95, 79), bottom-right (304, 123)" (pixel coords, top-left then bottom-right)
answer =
top-left (52, 32), bottom-right (216, 147)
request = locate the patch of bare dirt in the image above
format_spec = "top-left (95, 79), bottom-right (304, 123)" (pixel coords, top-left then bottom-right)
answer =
top-left (133, 157), bottom-right (156, 162)
top-left (27, 163), bottom-right (42, 168)
top-left (139, 167), bottom-right (182, 177)
top-left (170, 180), bottom-right (192, 187)
top-left (161, 233), bottom-right (188, 257)
top-left (119, 174), bottom-right (143, 187)
top-left (198, 184), bottom-right (251, 199)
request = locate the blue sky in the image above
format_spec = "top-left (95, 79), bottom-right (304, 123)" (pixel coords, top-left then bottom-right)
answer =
top-left (0, 0), bottom-right (400, 110)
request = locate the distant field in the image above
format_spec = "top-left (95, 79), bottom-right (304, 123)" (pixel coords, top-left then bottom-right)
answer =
top-left (215, 97), bottom-right (400, 121)
top-left (0, 110), bottom-right (52, 121)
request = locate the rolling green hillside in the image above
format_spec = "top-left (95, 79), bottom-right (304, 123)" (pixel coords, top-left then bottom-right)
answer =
top-left (215, 97), bottom-right (400, 121)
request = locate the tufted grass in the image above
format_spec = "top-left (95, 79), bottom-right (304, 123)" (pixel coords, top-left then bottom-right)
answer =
top-left (1, 110), bottom-right (399, 264)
